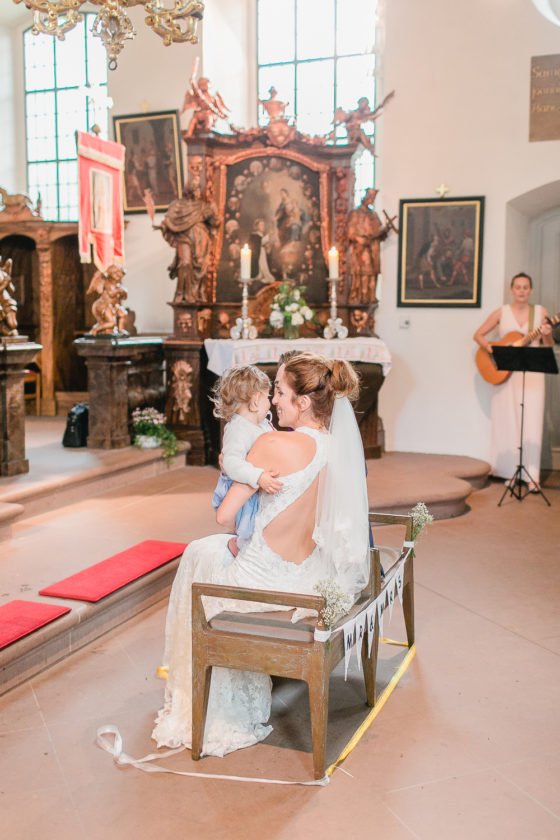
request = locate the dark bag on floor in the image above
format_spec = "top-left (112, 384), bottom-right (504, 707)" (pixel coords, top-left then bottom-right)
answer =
top-left (62, 403), bottom-right (89, 448)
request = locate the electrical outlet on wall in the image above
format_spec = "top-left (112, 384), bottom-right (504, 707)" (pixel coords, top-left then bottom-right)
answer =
top-left (399, 317), bottom-right (411, 329)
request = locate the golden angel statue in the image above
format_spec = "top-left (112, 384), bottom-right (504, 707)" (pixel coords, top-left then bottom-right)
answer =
top-left (181, 58), bottom-right (229, 137)
top-left (258, 86), bottom-right (289, 122)
top-left (331, 91), bottom-right (395, 154)
top-left (87, 264), bottom-right (129, 336)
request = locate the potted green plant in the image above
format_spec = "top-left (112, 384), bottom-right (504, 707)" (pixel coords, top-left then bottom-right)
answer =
top-left (131, 407), bottom-right (178, 465)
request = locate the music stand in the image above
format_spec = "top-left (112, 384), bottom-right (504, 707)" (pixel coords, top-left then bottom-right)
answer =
top-left (493, 345), bottom-right (558, 507)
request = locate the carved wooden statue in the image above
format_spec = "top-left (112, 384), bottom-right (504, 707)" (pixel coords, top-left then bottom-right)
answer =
top-left (259, 86), bottom-right (289, 122)
top-left (148, 187), bottom-right (220, 304)
top-left (347, 188), bottom-right (389, 305)
top-left (181, 59), bottom-right (229, 137)
top-left (87, 264), bottom-right (129, 336)
top-left (332, 91), bottom-right (394, 154)
top-left (0, 258), bottom-right (19, 337)
top-left (0, 187), bottom-right (42, 221)
top-left (170, 360), bottom-right (193, 423)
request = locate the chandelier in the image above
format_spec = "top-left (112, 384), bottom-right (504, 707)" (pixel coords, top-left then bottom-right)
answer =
top-left (14, 0), bottom-right (205, 70)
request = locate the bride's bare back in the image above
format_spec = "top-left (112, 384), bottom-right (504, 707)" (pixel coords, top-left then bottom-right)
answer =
top-left (248, 430), bottom-right (321, 565)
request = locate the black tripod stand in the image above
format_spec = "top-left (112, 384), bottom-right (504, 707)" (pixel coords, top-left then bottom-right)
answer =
top-left (493, 345), bottom-right (558, 507)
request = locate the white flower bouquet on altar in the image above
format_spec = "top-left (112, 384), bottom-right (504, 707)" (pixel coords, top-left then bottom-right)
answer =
top-left (269, 282), bottom-right (314, 339)
top-left (131, 407), bottom-right (178, 464)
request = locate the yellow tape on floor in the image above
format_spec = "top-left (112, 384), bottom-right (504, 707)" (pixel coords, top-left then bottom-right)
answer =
top-left (326, 643), bottom-right (416, 777)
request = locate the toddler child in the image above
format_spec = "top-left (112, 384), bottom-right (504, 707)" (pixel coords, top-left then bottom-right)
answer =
top-left (211, 364), bottom-right (282, 556)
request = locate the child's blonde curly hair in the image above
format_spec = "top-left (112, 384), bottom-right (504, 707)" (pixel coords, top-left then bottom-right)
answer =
top-left (211, 364), bottom-right (271, 422)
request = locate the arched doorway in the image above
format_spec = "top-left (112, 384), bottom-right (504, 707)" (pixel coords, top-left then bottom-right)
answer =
top-left (506, 182), bottom-right (560, 474)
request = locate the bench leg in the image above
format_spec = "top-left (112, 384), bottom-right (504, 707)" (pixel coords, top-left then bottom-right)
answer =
top-left (362, 620), bottom-right (378, 707)
top-left (307, 670), bottom-right (329, 780)
top-left (191, 664), bottom-right (212, 761)
top-left (403, 555), bottom-right (415, 647)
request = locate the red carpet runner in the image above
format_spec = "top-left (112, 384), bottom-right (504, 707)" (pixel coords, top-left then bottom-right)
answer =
top-left (39, 540), bottom-right (187, 602)
top-left (0, 600), bottom-right (71, 650)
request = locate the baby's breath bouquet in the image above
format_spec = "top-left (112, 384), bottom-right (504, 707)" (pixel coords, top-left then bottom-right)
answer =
top-left (409, 501), bottom-right (433, 541)
top-left (269, 282), bottom-right (314, 339)
top-left (313, 579), bottom-right (353, 630)
top-left (131, 407), bottom-right (178, 464)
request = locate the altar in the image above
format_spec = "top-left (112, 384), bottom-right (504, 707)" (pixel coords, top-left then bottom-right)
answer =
top-left (203, 337), bottom-right (391, 461)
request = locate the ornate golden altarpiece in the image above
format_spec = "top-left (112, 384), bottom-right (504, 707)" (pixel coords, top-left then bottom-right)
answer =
top-left (160, 124), bottom-right (385, 465)
top-left (181, 126), bottom-right (371, 340)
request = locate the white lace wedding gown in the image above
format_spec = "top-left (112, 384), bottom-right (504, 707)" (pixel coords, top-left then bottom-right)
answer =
top-left (152, 427), bottom-right (329, 757)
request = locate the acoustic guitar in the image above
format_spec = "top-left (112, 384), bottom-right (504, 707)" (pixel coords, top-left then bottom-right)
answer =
top-left (476, 313), bottom-right (559, 385)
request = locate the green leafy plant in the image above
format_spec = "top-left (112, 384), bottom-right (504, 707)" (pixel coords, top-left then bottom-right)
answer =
top-left (131, 407), bottom-right (178, 465)
top-left (269, 282), bottom-right (314, 334)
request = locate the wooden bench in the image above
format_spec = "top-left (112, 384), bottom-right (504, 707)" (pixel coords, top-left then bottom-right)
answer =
top-left (191, 512), bottom-right (415, 779)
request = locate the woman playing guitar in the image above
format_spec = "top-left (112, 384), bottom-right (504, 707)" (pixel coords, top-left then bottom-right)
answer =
top-left (473, 272), bottom-right (554, 492)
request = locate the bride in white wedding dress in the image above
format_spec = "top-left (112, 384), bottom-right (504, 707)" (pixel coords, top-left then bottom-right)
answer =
top-left (152, 353), bottom-right (370, 757)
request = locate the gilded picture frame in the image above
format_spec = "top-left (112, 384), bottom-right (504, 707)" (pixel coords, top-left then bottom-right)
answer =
top-left (397, 197), bottom-right (484, 307)
top-left (211, 148), bottom-right (330, 303)
top-left (113, 110), bottom-right (183, 214)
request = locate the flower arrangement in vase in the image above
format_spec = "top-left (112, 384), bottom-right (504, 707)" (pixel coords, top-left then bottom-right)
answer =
top-left (269, 283), bottom-right (314, 340)
top-left (131, 407), bottom-right (178, 465)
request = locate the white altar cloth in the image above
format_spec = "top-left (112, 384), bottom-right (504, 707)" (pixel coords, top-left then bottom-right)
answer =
top-left (204, 337), bottom-right (392, 378)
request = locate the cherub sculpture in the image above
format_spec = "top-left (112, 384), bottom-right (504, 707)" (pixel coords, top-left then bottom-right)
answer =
top-left (0, 258), bottom-right (19, 337)
top-left (170, 360), bottom-right (193, 423)
top-left (258, 86), bottom-right (289, 122)
top-left (181, 58), bottom-right (229, 137)
top-left (331, 91), bottom-right (394, 154)
top-left (87, 264), bottom-right (129, 336)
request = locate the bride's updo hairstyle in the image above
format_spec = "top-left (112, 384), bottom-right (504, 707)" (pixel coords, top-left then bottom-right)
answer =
top-left (282, 353), bottom-right (359, 426)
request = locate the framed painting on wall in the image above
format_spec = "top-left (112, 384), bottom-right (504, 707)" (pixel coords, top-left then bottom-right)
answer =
top-left (397, 197), bottom-right (484, 307)
top-left (212, 148), bottom-right (330, 303)
top-left (113, 110), bottom-right (183, 214)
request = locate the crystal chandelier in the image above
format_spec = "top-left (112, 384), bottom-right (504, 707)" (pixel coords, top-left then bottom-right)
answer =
top-left (14, 0), bottom-right (205, 70)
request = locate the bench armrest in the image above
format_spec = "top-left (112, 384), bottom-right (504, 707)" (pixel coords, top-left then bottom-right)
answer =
top-left (191, 582), bottom-right (326, 629)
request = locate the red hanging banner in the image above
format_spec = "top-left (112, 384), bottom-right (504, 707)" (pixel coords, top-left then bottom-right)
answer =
top-left (77, 130), bottom-right (126, 271)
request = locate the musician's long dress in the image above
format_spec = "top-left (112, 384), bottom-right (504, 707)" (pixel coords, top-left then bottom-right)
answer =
top-left (490, 304), bottom-right (546, 482)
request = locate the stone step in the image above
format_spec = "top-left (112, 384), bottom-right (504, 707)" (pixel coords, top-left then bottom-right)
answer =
top-left (0, 559), bottom-right (180, 696)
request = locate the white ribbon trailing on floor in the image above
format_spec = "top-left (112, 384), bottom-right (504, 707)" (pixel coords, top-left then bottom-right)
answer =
top-left (96, 726), bottom-right (329, 787)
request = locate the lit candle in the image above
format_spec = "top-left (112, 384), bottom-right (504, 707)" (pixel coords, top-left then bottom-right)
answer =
top-left (240, 243), bottom-right (251, 281)
top-left (328, 246), bottom-right (339, 280)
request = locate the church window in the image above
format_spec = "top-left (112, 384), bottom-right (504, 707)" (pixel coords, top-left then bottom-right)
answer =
top-left (23, 15), bottom-right (108, 222)
top-left (257, 0), bottom-right (377, 203)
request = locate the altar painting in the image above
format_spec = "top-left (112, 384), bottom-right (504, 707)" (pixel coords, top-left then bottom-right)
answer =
top-left (215, 153), bottom-right (328, 303)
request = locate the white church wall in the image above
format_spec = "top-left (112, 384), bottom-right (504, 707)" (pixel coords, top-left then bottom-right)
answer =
top-left (374, 0), bottom-right (560, 460)
top-left (0, 25), bottom-right (25, 195)
top-left (106, 7), bottom-right (203, 335)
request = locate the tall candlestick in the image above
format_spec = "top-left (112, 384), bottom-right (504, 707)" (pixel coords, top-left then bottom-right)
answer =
top-left (323, 246), bottom-right (347, 340)
top-left (328, 246), bottom-right (339, 280)
top-left (231, 244), bottom-right (257, 340)
top-left (240, 244), bottom-right (251, 280)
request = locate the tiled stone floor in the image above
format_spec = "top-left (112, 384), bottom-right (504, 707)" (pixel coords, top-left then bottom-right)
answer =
top-left (1, 477), bottom-right (559, 839)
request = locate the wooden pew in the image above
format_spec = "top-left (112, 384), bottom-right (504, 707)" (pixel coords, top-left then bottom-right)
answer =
top-left (191, 513), bottom-right (414, 779)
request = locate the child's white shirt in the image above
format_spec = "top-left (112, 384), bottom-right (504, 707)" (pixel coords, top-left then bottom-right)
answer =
top-left (222, 414), bottom-right (271, 488)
